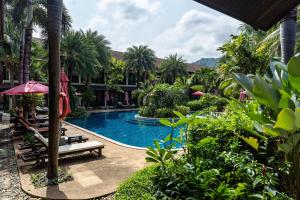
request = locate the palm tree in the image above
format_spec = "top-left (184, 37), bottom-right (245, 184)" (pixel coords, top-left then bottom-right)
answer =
top-left (61, 30), bottom-right (99, 87)
top-left (0, 19), bottom-right (20, 108)
top-left (0, 0), bottom-right (6, 84)
top-left (280, 8), bottom-right (297, 64)
top-left (82, 29), bottom-right (111, 85)
top-left (10, 0), bottom-right (72, 83)
top-left (160, 54), bottom-right (187, 84)
top-left (47, 0), bottom-right (63, 180)
top-left (123, 45), bottom-right (156, 86)
top-left (257, 8), bottom-right (298, 63)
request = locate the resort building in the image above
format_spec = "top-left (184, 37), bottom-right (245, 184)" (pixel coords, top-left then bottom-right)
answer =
top-left (0, 50), bottom-right (201, 109)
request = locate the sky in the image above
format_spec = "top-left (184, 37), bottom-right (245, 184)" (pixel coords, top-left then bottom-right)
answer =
top-left (63, 0), bottom-right (242, 62)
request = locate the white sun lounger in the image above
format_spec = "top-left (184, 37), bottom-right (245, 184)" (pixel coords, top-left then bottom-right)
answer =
top-left (21, 127), bottom-right (104, 163)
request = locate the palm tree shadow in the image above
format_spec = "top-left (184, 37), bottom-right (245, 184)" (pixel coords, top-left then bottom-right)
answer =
top-left (46, 184), bottom-right (68, 199)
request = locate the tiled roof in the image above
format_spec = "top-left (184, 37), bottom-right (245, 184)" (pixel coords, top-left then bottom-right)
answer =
top-left (111, 50), bottom-right (201, 73)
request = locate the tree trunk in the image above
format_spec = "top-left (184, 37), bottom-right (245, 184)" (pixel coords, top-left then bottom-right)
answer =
top-left (19, 29), bottom-right (25, 84)
top-left (46, 0), bottom-right (63, 180)
top-left (8, 63), bottom-right (14, 109)
top-left (280, 8), bottom-right (297, 64)
top-left (23, 23), bottom-right (33, 82)
top-left (0, 0), bottom-right (4, 84)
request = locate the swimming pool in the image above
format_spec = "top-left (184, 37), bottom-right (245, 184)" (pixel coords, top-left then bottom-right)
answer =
top-left (67, 111), bottom-right (181, 148)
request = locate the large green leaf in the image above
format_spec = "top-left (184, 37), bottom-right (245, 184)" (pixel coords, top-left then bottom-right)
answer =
top-left (272, 60), bottom-right (287, 72)
top-left (232, 73), bottom-right (254, 96)
top-left (290, 133), bottom-right (300, 146)
top-left (278, 143), bottom-right (293, 154)
top-left (278, 90), bottom-right (293, 109)
top-left (252, 75), bottom-right (278, 110)
top-left (263, 124), bottom-right (280, 137)
top-left (274, 108), bottom-right (295, 131)
top-left (160, 119), bottom-right (172, 127)
top-left (240, 136), bottom-right (259, 151)
top-left (295, 108), bottom-right (300, 128)
top-left (288, 75), bottom-right (300, 93)
top-left (287, 54), bottom-right (300, 77)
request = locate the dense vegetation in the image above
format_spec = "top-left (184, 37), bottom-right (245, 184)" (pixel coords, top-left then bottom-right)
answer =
top-left (117, 22), bottom-right (300, 200)
top-left (3, 1), bottom-right (300, 199)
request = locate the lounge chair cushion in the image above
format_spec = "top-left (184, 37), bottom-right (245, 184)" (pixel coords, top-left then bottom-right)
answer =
top-left (58, 141), bottom-right (104, 155)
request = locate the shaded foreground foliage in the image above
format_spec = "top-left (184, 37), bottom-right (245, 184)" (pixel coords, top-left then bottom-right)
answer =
top-left (116, 105), bottom-right (292, 199)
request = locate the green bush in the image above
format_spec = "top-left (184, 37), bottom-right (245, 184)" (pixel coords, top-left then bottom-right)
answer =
top-left (115, 165), bottom-right (156, 200)
top-left (174, 105), bottom-right (190, 115)
top-left (82, 87), bottom-right (96, 108)
top-left (154, 108), bottom-right (173, 118)
top-left (139, 106), bottom-right (155, 117)
top-left (145, 107), bottom-right (291, 199)
top-left (68, 107), bottom-right (87, 118)
top-left (131, 90), bottom-right (140, 105)
top-left (138, 83), bottom-right (190, 117)
top-left (187, 94), bottom-right (228, 111)
top-left (191, 85), bottom-right (204, 91)
top-left (187, 100), bottom-right (202, 111)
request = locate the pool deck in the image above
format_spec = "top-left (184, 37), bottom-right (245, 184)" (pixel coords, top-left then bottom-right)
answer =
top-left (12, 122), bottom-right (147, 199)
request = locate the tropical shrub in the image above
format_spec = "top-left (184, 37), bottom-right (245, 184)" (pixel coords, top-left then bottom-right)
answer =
top-left (82, 87), bottom-right (96, 108)
top-left (154, 108), bottom-right (173, 118)
top-left (139, 105), bottom-right (155, 117)
top-left (131, 90), bottom-right (140, 105)
top-left (118, 109), bottom-right (292, 199)
top-left (68, 85), bottom-right (79, 111)
top-left (233, 55), bottom-right (300, 198)
top-left (191, 68), bottom-right (218, 93)
top-left (68, 107), bottom-right (87, 118)
top-left (217, 33), bottom-right (270, 97)
top-left (138, 83), bottom-right (189, 117)
top-left (187, 94), bottom-right (228, 112)
top-left (191, 84), bottom-right (204, 91)
top-left (174, 105), bottom-right (190, 116)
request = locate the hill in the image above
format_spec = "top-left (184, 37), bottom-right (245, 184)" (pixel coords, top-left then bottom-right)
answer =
top-left (193, 58), bottom-right (219, 68)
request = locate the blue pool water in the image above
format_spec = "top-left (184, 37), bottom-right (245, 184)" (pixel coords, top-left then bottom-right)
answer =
top-left (67, 111), bottom-right (181, 148)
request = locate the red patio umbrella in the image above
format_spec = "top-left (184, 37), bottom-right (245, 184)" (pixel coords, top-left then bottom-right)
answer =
top-left (0, 80), bottom-right (48, 95)
top-left (59, 70), bottom-right (71, 118)
top-left (192, 91), bottom-right (205, 97)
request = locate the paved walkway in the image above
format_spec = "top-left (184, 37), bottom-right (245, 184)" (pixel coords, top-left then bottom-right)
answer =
top-left (13, 122), bottom-right (147, 199)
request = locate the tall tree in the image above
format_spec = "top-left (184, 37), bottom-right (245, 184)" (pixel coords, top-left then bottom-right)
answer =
top-left (280, 8), bottom-right (297, 64)
top-left (160, 54), bottom-right (187, 84)
top-left (47, 0), bottom-right (62, 180)
top-left (61, 30), bottom-right (99, 87)
top-left (11, 0), bottom-right (71, 83)
top-left (82, 29), bottom-right (111, 85)
top-left (0, 0), bottom-right (5, 84)
top-left (123, 45), bottom-right (156, 86)
top-left (0, 18), bottom-right (20, 108)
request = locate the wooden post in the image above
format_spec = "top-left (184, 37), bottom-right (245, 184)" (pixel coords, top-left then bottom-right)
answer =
top-left (46, 0), bottom-right (63, 180)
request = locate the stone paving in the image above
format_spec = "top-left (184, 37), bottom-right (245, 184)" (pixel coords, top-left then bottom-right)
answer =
top-left (12, 121), bottom-right (147, 199)
top-left (0, 123), bottom-right (40, 200)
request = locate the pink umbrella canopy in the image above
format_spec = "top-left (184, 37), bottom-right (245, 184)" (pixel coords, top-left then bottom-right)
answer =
top-left (124, 91), bottom-right (129, 105)
top-left (0, 81), bottom-right (48, 95)
top-left (192, 91), bottom-right (205, 97)
top-left (59, 70), bottom-right (71, 118)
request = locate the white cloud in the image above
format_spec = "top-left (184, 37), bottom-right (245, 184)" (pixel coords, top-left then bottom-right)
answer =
top-left (85, 15), bottom-right (108, 30)
top-left (151, 9), bottom-right (240, 62)
top-left (97, 0), bottom-right (161, 22)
